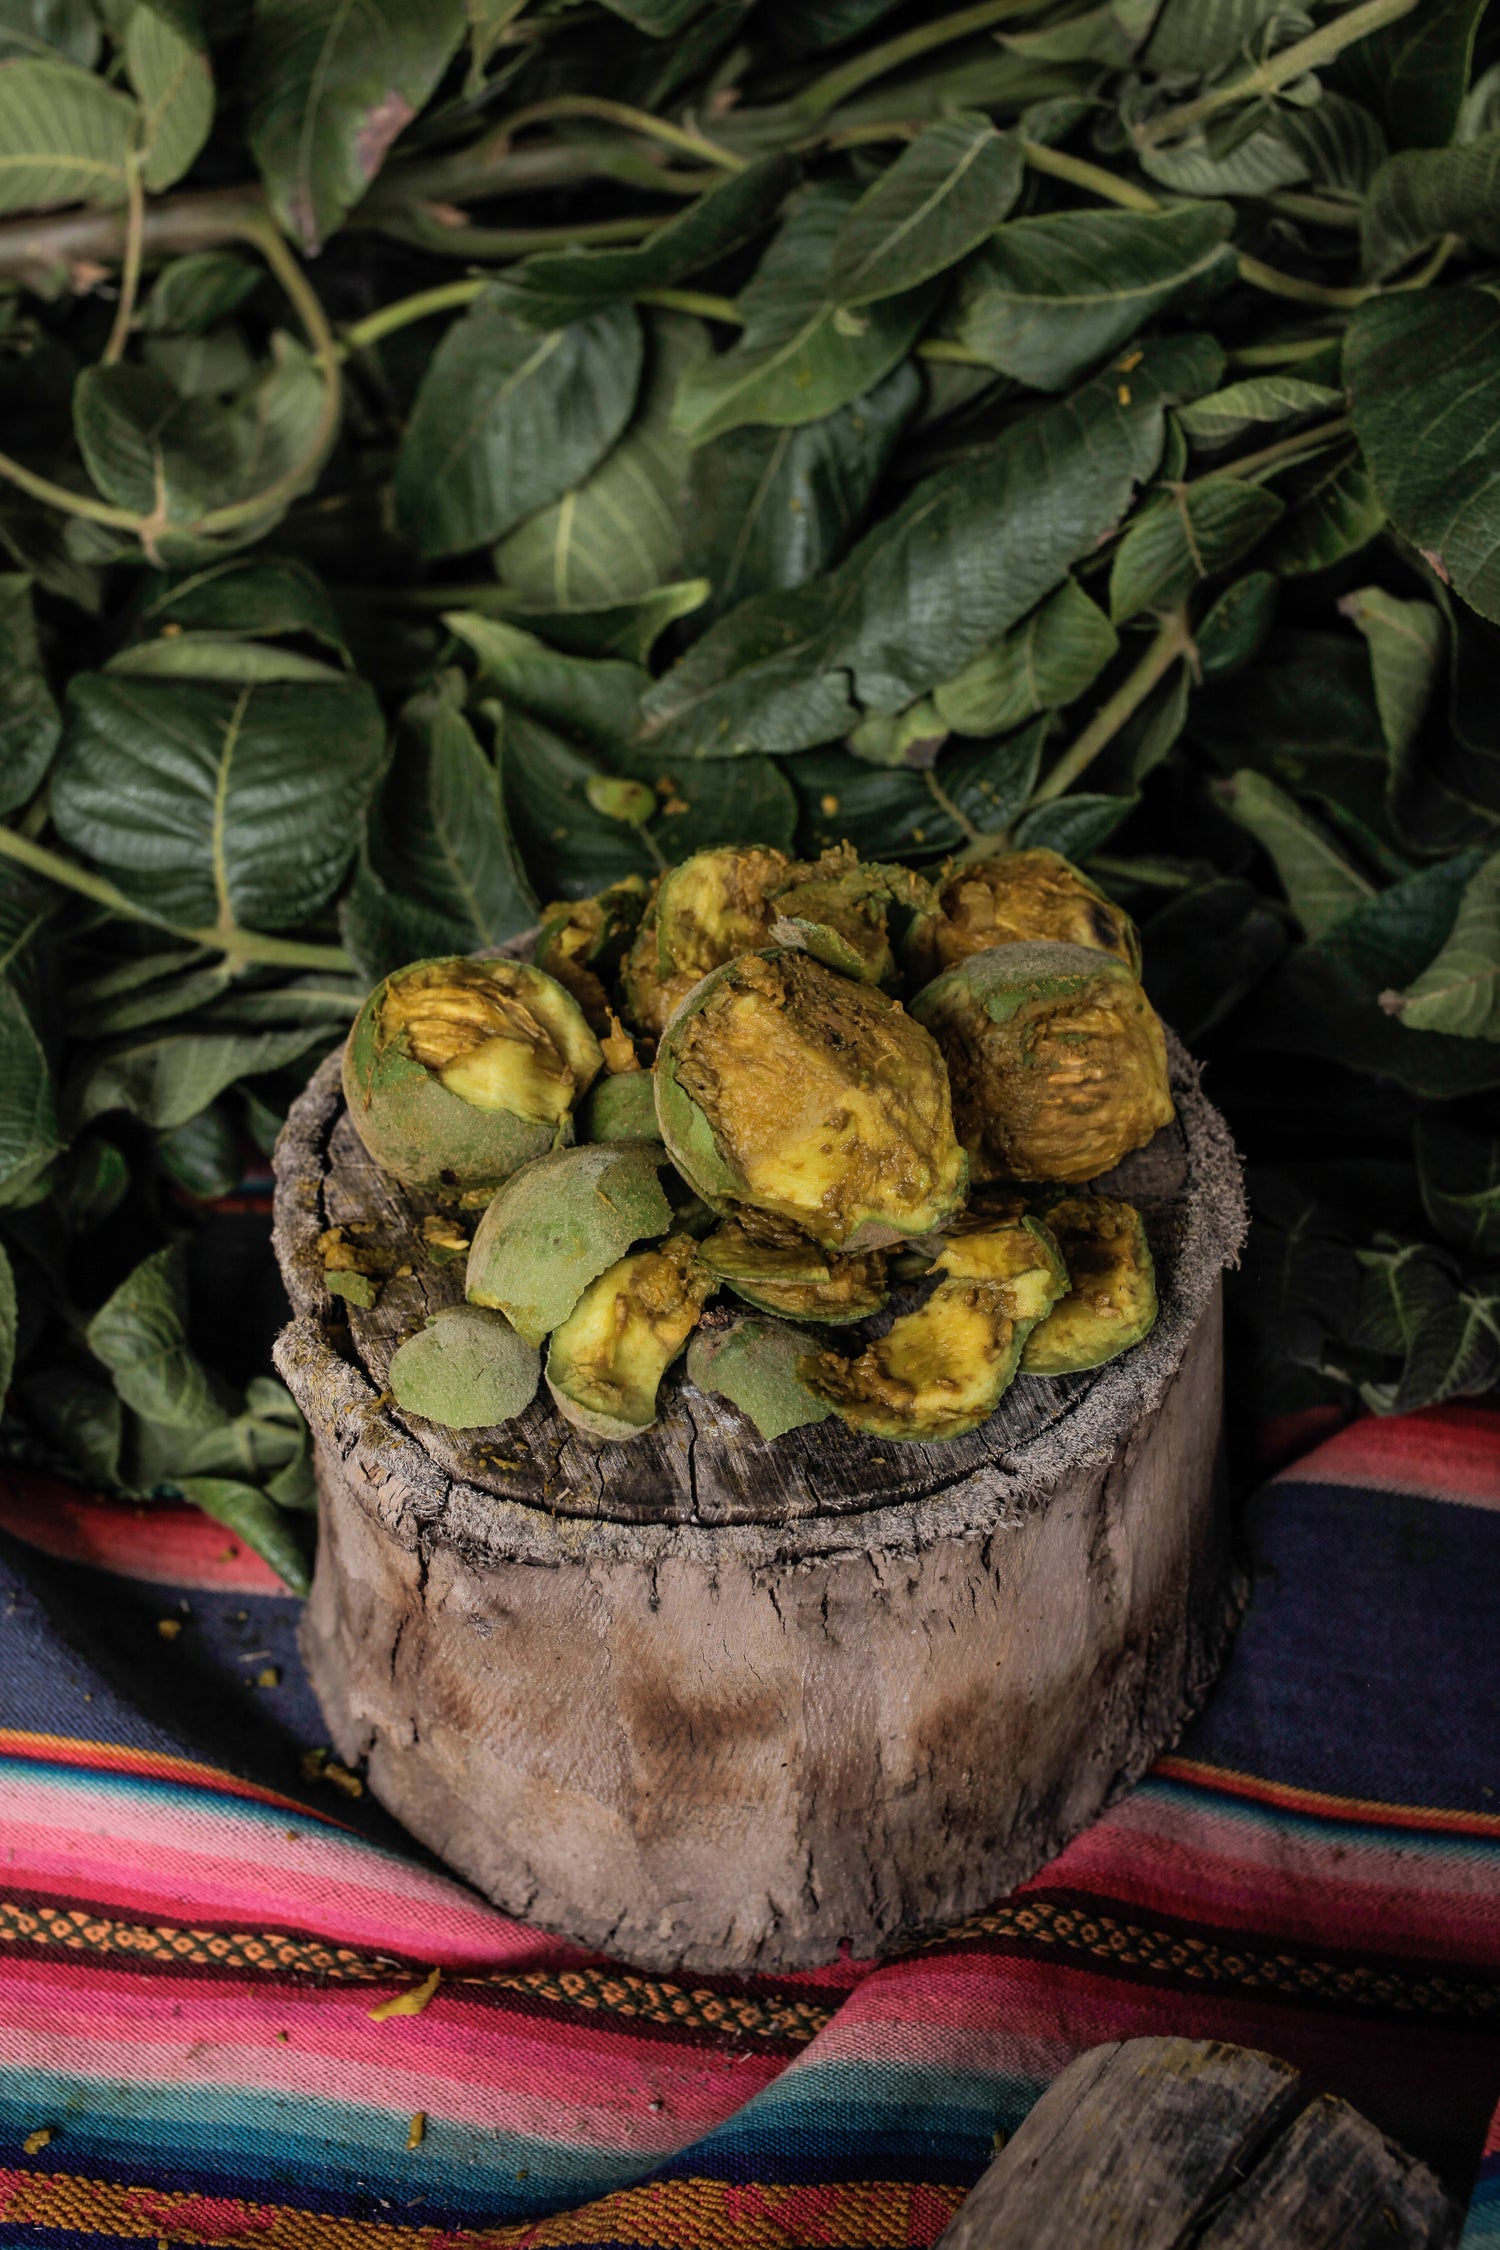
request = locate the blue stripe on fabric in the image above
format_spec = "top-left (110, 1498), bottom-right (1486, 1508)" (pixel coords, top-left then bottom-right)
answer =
top-left (0, 2070), bottom-right (645, 2226)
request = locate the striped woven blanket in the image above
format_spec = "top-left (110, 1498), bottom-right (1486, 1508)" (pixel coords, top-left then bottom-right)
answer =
top-left (2, 1403), bottom-right (1498, 2248)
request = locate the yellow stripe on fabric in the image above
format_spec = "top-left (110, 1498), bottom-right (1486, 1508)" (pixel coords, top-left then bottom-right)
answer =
top-left (0, 2170), bottom-right (966, 2248)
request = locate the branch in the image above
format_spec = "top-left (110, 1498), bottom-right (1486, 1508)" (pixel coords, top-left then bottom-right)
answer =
top-left (0, 182), bottom-right (266, 289)
top-left (1027, 609), bottom-right (1193, 806)
top-left (795, 0), bottom-right (1054, 119)
top-left (1018, 140), bottom-right (1160, 213)
top-left (0, 823), bottom-right (352, 971)
top-left (102, 147), bottom-right (145, 363)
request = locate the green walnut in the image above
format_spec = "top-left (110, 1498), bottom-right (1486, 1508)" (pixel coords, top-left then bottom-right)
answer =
top-left (1021, 1195), bottom-right (1158, 1375)
top-left (388, 1304), bottom-right (540, 1429)
top-left (687, 1314), bottom-right (834, 1442)
top-left (910, 940), bottom-right (1173, 1185)
top-left (343, 957), bottom-right (604, 1194)
top-left (906, 849), bottom-right (1141, 984)
top-left (545, 1233), bottom-right (715, 1441)
top-left (769, 847), bottom-right (931, 986)
top-left (800, 1214), bottom-right (1067, 1442)
top-left (699, 1214), bottom-right (887, 1324)
top-left (466, 1142), bottom-right (673, 1345)
top-left (622, 845), bottom-right (792, 1036)
top-left (656, 949), bottom-right (967, 1253)
top-left (535, 875), bottom-right (649, 1029)
top-left (577, 1067), bottom-right (662, 1145)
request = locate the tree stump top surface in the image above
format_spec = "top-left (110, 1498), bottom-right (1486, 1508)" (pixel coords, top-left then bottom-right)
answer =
top-left (273, 1025), bottom-right (1244, 1566)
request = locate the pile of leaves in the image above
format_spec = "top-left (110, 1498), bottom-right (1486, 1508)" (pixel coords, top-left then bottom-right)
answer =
top-left (1, 0), bottom-right (1499, 1580)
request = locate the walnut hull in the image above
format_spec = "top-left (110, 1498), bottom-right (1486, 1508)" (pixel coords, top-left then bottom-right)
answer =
top-left (273, 1027), bottom-right (1245, 1974)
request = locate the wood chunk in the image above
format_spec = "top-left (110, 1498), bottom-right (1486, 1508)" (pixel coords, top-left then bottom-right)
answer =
top-left (1197, 2091), bottom-right (1461, 2248)
top-left (936, 2038), bottom-right (1302, 2248)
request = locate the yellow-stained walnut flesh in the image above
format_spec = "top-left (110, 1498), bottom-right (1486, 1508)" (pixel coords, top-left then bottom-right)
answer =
top-left (802, 1282), bottom-right (1023, 1443)
top-left (1022, 1195), bottom-right (1158, 1375)
top-left (911, 939), bottom-right (1173, 1184)
top-left (908, 849), bottom-right (1141, 982)
top-left (658, 949), bottom-right (967, 1252)
top-left (545, 1234), bottom-right (715, 1440)
top-left (623, 847), bottom-right (792, 1035)
top-left (382, 960), bottom-right (590, 1124)
top-left (700, 1213), bottom-right (888, 1323)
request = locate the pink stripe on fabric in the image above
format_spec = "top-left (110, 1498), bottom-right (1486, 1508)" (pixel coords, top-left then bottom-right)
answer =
top-left (0, 1470), bottom-right (293, 1592)
top-left (0, 1966), bottom-right (777, 2150)
top-left (0, 1781), bottom-right (585, 1970)
top-left (1275, 1402), bottom-right (1500, 1507)
top-left (1039, 1790), bottom-right (1500, 1963)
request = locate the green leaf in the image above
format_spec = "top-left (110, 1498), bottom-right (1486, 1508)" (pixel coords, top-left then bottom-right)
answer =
top-left (0, 1237), bottom-right (15, 1403)
top-left (644, 335), bottom-right (1217, 756)
top-left (1383, 851), bottom-right (1500, 1039)
top-left (1270, 91), bottom-right (1388, 193)
top-left (826, 113), bottom-right (1023, 306)
top-left (481, 581), bottom-right (711, 665)
top-left (1217, 767), bottom-right (1375, 941)
top-left (1346, 290), bottom-right (1500, 628)
top-left (87, 1243), bottom-right (223, 1431)
top-left (1145, 0), bottom-right (1279, 77)
top-left (503, 155), bottom-right (797, 328)
top-left (789, 727), bottom-right (1046, 863)
top-left (105, 635), bottom-right (347, 682)
top-left (492, 313), bottom-right (705, 607)
top-left (686, 362), bottom-right (918, 621)
top-left (1354, 1237), bottom-right (1457, 1358)
top-left (1358, 1278), bottom-right (1500, 1415)
top-left (1337, 585), bottom-right (1444, 781)
top-left (52, 672), bottom-right (385, 931)
top-left (245, 0), bottom-right (467, 252)
top-left (365, 672), bottom-right (537, 959)
top-left (0, 57), bottom-right (136, 214)
top-left (22, 1369), bottom-right (123, 1485)
top-left (144, 250), bottom-right (262, 335)
top-left (1338, 0), bottom-right (1488, 150)
top-left (1361, 134), bottom-right (1500, 283)
top-left (175, 1475), bottom-right (312, 1592)
top-left (396, 296), bottom-right (643, 559)
top-left (1416, 1110), bottom-right (1500, 1258)
top-left (1141, 877), bottom-right (1287, 1039)
top-left (1195, 569), bottom-right (1277, 678)
top-left (1316, 851), bottom-right (1485, 994)
top-left (934, 578), bottom-right (1117, 737)
top-left (599, 0), bottom-right (711, 27)
top-left (953, 203), bottom-right (1235, 392)
top-left (672, 183), bottom-right (940, 444)
top-left (0, 0), bottom-right (101, 67)
top-left (1109, 478), bottom-right (1283, 625)
top-left (72, 1023), bottom-right (330, 1131)
top-left (74, 347), bottom-right (328, 558)
top-left (1014, 791), bottom-right (1136, 859)
top-left (1178, 376), bottom-right (1344, 450)
top-left (155, 1102), bottom-right (241, 1198)
top-left (1138, 120), bottom-right (1306, 197)
top-left (1264, 444), bottom-right (1384, 578)
top-left (0, 574), bottom-right (59, 814)
top-left (0, 976), bottom-right (61, 1204)
top-left (127, 0), bottom-right (213, 193)
top-left (136, 556), bottom-right (347, 652)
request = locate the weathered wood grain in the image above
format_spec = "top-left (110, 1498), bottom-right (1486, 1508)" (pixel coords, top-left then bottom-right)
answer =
top-left (1198, 2090), bottom-right (1460, 2248)
top-left (935, 2040), bottom-right (1460, 2249)
top-left (273, 1023), bottom-right (1247, 1972)
top-left (936, 2038), bottom-right (1302, 2249)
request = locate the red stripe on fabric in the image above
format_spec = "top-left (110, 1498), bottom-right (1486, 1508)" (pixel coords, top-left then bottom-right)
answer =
top-left (1154, 1755), bottom-right (1500, 1839)
top-left (0, 1730), bottom-right (350, 1829)
top-left (0, 1468), bottom-right (292, 1592)
top-left (1273, 1401), bottom-right (1500, 1507)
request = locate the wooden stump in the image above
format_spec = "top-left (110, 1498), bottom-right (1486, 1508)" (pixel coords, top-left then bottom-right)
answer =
top-left (273, 1027), bottom-right (1246, 1974)
top-left (937, 2037), bottom-right (1460, 2247)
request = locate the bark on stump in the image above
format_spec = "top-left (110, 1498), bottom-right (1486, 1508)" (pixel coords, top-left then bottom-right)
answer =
top-left (273, 1028), bottom-right (1246, 1974)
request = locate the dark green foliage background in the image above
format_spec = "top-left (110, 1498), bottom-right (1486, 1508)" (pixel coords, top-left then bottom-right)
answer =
top-left (2, 0), bottom-right (1500, 1577)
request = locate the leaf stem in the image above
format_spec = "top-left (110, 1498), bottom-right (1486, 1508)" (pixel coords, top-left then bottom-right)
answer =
top-left (0, 823), bottom-right (352, 970)
top-left (1018, 139), bottom-right (1160, 212)
top-left (1028, 608), bottom-right (1192, 806)
top-left (1264, 189), bottom-right (1363, 231)
top-left (344, 279), bottom-right (488, 353)
top-left (1136, 0), bottom-right (1420, 149)
top-left (635, 285), bottom-right (743, 320)
top-left (359, 210), bottom-right (662, 258)
top-left (496, 96), bottom-right (743, 171)
top-left (103, 147), bottom-right (145, 365)
top-left (1220, 414), bottom-right (1351, 481)
top-left (1226, 332), bottom-right (1343, 367)
top-left (924, 767), bottom-right (983, 844)
top-left (795, 0), bottom-right (1052, 119)
top-left (1236, 252), bottom-right (1372, 309)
